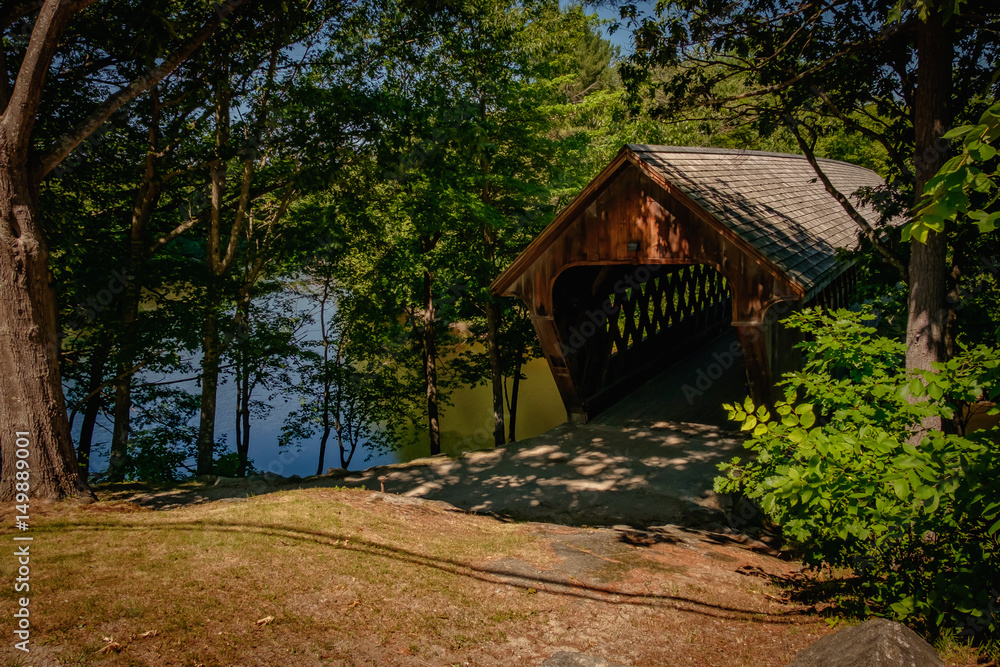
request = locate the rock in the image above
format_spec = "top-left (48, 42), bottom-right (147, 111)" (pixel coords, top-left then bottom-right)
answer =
top-left (784, 617), bottom-right (944, 667)
top-left (288, 474), bottom-right (302, 482)
top-left (325, 467), bottom-right (348, 476)
top-left (213, 476), bottom-right (244, 487)
top-left (262, 472), bottom-right (287, 484)
top-left (542, 652), bottom-right (630, 667)
top-left (194, 474), bottom-right (218, 484)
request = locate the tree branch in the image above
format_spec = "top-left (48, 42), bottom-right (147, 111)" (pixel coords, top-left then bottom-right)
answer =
top-left (683, 19), bottom-right (913, 107)
top-left (786, 115), bottom-right (909, 281)
top-left (2, 0), bottom-right (96, 149)
top-left (808, 85), bottom-right (911, 179)
top-left (37, 0), bottom-right (248, 180)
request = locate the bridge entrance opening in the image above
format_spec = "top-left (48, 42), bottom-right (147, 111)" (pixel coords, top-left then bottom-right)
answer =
top-left (552, 263), bottom-right (737, 421)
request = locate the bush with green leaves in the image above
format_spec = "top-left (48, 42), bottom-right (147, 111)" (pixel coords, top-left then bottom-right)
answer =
top-left (716, 307), bottom-right (1000, 640)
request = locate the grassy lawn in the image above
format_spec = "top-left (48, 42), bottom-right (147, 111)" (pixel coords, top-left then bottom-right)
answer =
top-left (0, 486), bottom-right (990, 667)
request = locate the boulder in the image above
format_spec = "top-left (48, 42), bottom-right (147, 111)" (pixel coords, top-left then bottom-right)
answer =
top-left (542, 652), bottom-right (630, 667)
top-left (785, 617), bottom-right (943, 667)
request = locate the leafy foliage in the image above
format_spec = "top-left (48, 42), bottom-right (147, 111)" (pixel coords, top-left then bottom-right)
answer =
top-left (909, 101), bottom-right (1000, 241)
top-left (716, 308), bottom-right (1000, 639)
top-left (101, 386), bottom-right (239, 482)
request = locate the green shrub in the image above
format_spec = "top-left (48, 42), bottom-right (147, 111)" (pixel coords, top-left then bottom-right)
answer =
top-left (716, 307), bottom-right (1000, 640)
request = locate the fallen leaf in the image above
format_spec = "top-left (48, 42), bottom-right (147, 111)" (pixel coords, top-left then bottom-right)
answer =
top-left (99, 641), bottom-right (123, 654)
top-left (255, 616), bottom-right (274, 626)
top-left (138, 630), bottom-right (159, 639)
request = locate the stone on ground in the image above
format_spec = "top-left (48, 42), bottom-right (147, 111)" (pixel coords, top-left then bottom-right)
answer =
top-left (542, 651), bottom-right (631, 667)
top-left (784, 617), bottom-right (943, 667)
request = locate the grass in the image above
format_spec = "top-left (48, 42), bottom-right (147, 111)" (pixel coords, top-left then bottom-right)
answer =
top-left (0, 485), bottom-right (994, 667)
top-left (2, 488), bottom-right (551, 667)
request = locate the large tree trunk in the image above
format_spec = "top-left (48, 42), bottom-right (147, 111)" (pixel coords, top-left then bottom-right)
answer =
top-left (906, 8), bottom-right (952, 433)
top-left (76, 338), bottom-right (111, 478)
top-left (423, 269), bottom-right (441, 456)
top-left (0, 136), bottom-right (92, 500)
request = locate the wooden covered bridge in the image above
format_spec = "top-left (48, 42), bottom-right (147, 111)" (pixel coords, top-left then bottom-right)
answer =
top-left (491, 145), bottom-right (885, 424)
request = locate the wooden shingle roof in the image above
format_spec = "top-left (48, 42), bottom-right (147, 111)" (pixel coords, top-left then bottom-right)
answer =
top-left (626, 145), bottom-right (885, 291)
top-left (492, 145), bottom-right (886, 299)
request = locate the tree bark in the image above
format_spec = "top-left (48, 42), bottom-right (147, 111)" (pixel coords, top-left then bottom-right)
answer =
top-left (0, 132), bottom-right (92, 499)
top-left (906, 8), bottom-right (952, 432)
top-left (196, 279), bottom-right (222, 475)
top-left (0, 0), bottom-right (245, 500)
top-left (506, 339), bottom-right (523, 443)
top-left (477, 93), bottom-right (505, 447)
top-left (75, 337), bottom-right (110, 479)
top-left (485, 298), bottom-right (506, 447)
top-left (236, 369), bottom-right (251, 477)
top-left (423, 269), bottom-right (441, 456)
top-left (318, 277), bottom-right (332, 475)
top-left (109, 90), bottom-right (162, 481)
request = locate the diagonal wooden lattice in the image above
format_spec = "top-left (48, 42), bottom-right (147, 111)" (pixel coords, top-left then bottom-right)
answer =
top-left (805, 265), bottom-right (858, 312)
top-left (606, 264), bottom-right (730, 357)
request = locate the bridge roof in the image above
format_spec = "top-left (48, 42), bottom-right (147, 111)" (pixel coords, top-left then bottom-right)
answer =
top-left (493, 145), bottom-right (887, 298)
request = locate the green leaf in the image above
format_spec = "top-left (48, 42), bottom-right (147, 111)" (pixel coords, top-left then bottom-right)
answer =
top-left (970, 143), bottom-right (997, 162)
top-left (973, 210), bottom-right (1000, 233)
top-left (942, 125), bottom-right (978, 139)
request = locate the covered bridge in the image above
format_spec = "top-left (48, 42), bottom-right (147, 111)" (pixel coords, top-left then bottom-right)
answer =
top-left (491, 145), bottom-right (885, 423)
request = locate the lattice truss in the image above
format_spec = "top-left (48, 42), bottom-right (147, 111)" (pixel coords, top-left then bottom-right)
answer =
top-left (604, 264), bottom-right (731, 357)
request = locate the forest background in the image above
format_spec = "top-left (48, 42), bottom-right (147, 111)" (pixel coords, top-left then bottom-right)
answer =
top-left (1, 0), bottom-right (999, 644)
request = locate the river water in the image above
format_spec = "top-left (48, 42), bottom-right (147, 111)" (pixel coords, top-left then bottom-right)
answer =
top-left (74, 347), bottom-right (565, 480)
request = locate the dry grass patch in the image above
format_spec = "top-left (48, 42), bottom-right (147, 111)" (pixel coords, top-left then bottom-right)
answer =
top-left (0, 487), bottom-right (988, 667)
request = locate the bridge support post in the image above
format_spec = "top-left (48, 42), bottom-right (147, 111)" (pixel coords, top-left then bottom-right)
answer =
top-left (734, 322), bottom-right (773, 408)
top-left (528, 313), bottom-right (589, 423)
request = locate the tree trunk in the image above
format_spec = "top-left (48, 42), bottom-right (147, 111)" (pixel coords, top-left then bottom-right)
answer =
top-left (906, 8), bottom-right (952, 434)
top-left (76, 338), bottom-right (111, 478)
top-left (423, 269), bottom-right (441, 456)
top-left (0, 135), bottom-right (92, 500)
top-left (507, 340), bottom-right (523, 443)
top-left (109, 93), bottom-right (161, 481)
top-left (237, 373), bottom-right (251, 477)
top-left (317, 278), bottom-right (333, 475)
top-left (196, 280), bottom-right (222, 475)
top-left (477, 93), bottom-right (505, 447)
top-left (485, 299), bottom-right (506, 447)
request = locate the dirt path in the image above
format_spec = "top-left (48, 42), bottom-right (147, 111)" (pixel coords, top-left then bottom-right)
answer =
top-left (107, 420), bottom-right (747, 531)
